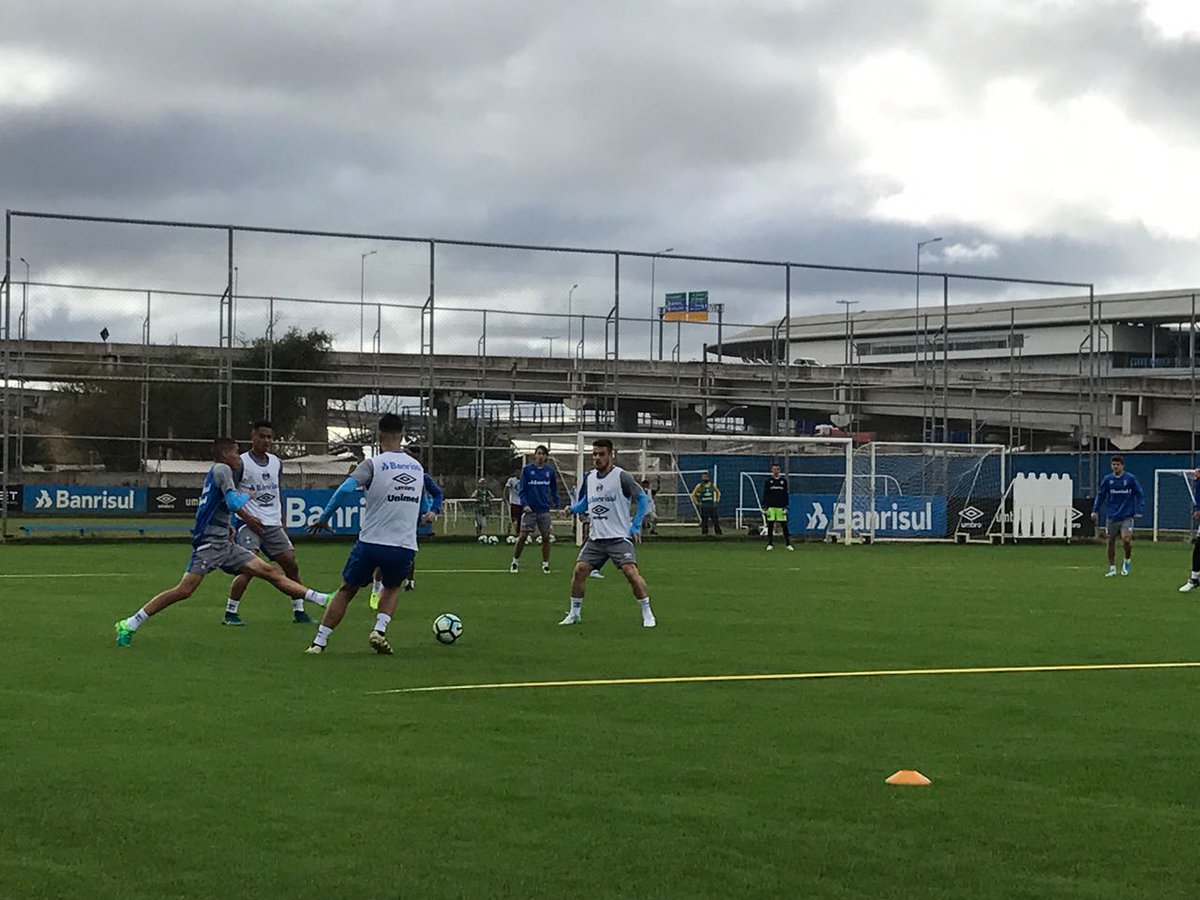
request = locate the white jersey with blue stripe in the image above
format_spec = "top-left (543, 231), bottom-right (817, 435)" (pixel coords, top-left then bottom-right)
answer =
top-left (350, 450), bottom-right (425, 550)
top-left (581, 464), bottom-right (642, 541)
top-left (239, 451), bottom-right (283, 527)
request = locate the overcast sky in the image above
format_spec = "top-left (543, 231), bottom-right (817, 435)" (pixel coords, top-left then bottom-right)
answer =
top-left (4, 0), bottom-right (1200, 358)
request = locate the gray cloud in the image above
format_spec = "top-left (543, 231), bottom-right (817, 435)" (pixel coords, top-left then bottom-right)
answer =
top-left (3, 0), bottom-right (1200, 358)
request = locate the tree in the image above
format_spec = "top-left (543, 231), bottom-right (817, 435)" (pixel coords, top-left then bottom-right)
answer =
top-left (45, 328), bottom-right (333, 470)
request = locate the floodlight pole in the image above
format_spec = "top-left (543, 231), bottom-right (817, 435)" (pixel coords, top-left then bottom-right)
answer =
top-left (943, 274), bottom-right (950, 442)
top-left (915, 237), bottom-right (942, 373)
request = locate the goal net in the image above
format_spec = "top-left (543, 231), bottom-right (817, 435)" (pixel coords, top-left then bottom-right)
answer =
top-left (543, 432), bottom-right (854, 543)
top-left (1153, 468), bottom-right (1198, 541)
top-left (829, 442), bottom-right (1008, 542)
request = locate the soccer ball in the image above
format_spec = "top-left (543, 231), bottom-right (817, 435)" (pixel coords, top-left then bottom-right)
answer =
top-left (506, 535), bottom-right (517, 544)
top-left (477, 535), bottom-right (489, 544)
top-left (548, 534), bottom-right (556, 543)
top-left (433, 613), bottom-right (463, 644)
top-left (488, 535), bottom-right (500, 545)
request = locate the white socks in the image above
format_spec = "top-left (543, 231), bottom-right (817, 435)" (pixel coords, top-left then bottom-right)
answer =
top-left (570, 598), bottom-right (583, 612)
top-left (226, 598), bottom-right (240, 614)
top-left (313, 624), bottom-right (333, 647)
top-left (125, 608), bottom-right (150, 631)
top-left (374, 613), bottom-right (392, 634)
top-left (639, 597), bottom-right (654, 617)
top-left (1191, 571), bottom-right (1199, 581)
top-left (291, 597), bottom-right (305, 612)
top-left (304, 589), bottom-right (329, 606)
top-left (372, 580), bottom-right (384, 595)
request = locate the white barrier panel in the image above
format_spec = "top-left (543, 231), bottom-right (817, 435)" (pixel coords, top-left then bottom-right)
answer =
top-left (1012, 473), bottom-right (1074, 539)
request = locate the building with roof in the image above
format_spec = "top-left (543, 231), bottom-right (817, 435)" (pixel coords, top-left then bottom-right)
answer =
top-left (717, 289), bottom-right (1200, 378)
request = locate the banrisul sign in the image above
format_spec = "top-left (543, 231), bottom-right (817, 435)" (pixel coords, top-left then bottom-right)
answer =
top-left (23, 485), bottom-right (146, 514)
top-left (790, 494), bottom-right (947, 537)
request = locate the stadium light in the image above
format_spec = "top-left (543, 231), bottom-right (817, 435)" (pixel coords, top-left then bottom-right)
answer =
top-left (360, 249), bottom-right (377, 353)
top-left (650, 247), bottom-right (674, 358)
top-left (915, 237), bottom-right (943, 370)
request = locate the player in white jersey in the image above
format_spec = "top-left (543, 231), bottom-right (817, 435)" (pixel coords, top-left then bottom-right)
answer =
top-left (305, 414), bottom-right (443, 655)
top-left (222, 421), bottom-right (312, 625)
top-left (558, 438), bottom-right (656, 628)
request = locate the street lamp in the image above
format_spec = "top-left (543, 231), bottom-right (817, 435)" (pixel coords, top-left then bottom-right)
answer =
top-left (915, 237), bottom-right (942, 370)
top-left (18, 257), bottom-right (29, 340)
top-left (567, 283), bottom-right (578, 358)
top-left (541, 335), bottom-right (557, 358)
top-left (649, 247), bottom-right (674, 358)
top-left (360, 249), bottom-right (377, 353)
top-left (835, 300), bottom-right (859, 366)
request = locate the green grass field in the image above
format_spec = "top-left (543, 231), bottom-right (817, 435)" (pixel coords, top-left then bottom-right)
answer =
top-left (2, 539), bottom-right (1198, 899)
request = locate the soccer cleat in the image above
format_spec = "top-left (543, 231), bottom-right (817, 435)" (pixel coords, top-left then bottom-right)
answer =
top-left (403, 580), bottom-right (415, 592)
top-left (114, 620), bottom-right (134, 647)
top-left (1179, 580), bottom-right (1198, 593)
top-left (369, 589), bottom-right (381, 611)
top-left (293, 610), bottom-right (315, 624)
top-left (786, 544), bottom-right (795, 552)
top-left (1105, 566), bottom-right (1118, 577)
top-left (558, 611), bottom-right (581, 626)
top-left (542, 562), bottom-right (550, 574)
top-left (305, 643), bottom-right (324, 655)
top-left (1121, 560), bottom-right (1131, 576)
top-left (510, 560), bottom-right (519, 573)
top-left (765, 544), bottom-right (773, 551)
top-left (222, 612), bottom-right (246, 627)
top-left (642, 614), bottom-right (657, 628)
top-left (589, 570), bottom-right (605, 579)
top-left (369, 630), bottom-right (393, 655)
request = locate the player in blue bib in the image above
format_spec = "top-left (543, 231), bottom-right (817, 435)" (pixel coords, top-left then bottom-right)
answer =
top-left (1090, 454), bottom-right (1145, 577)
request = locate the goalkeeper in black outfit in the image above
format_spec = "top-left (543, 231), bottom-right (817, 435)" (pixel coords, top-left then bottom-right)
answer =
top-left (762, 463), bottom-right (793, 551)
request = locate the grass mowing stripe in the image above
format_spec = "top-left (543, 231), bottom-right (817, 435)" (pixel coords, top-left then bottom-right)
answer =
top-left (0, 573), bottom-right (138, 578)
top-left (369, 660), bottom-right (1200, 695)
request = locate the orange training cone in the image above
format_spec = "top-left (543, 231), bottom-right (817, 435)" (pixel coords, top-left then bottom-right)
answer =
top-left (885, 770), bottom-right (932, 786)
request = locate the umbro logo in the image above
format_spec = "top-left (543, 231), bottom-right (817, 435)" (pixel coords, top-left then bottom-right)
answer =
top-left (393, 472), bottom-right (417, 486)
top-left (156, 493), bottom-right (177, 508)
top-left (959, 506), bottom-right (983, 522)
top-left (256, 492), bottom-right (276, 504)
top-left (592, 504), bottom-right (610, 516)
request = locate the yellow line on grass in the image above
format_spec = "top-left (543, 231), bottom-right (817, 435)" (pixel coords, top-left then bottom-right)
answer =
top-left (368, 661), bottom-right (1200, 695)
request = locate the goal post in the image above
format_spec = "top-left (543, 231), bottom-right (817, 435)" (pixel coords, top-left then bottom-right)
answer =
top-left (562, 431), bottom-right (855, 544)
top-left (1153, 468), bottom-right (1198, 541)
top-left (830, 441), bottom-right (1008, 542)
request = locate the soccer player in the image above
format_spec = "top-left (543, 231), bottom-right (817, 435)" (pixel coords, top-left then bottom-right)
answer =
top-left (306, 415), bottom-right (441, 655)
top-left (504, 465), bottom-right (522, 538)
top-left (510, 444), bottom-right (562, 574)
top-left (1178, 470), bottom-right (1200, 592)
top-left (558, 438), bottom-right (655, 628)
top-left (113, 437), bottom-right (330, 647)
top-left (366, 445), bottom-right (443, 607)
top-left (471, 477), bottom-right (495, 538)
top-left (690, 471), bottom-right (722, 535)
top-left (222, 420), bottom-right (314, 625)
top-left (1090, 454), bottom-right (1145, 577)
top-left (762, 462), bottom-right (794, 551)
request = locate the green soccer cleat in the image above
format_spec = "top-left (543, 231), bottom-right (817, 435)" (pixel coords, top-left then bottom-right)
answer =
top-left (293, 610), bottom-right (315, 624)
top-left (222, 612), bottom-right (246, 627)
top-left (114, 620), bottom-right (134, 647)
top-left (369, 590), bottom-right (381, 611)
